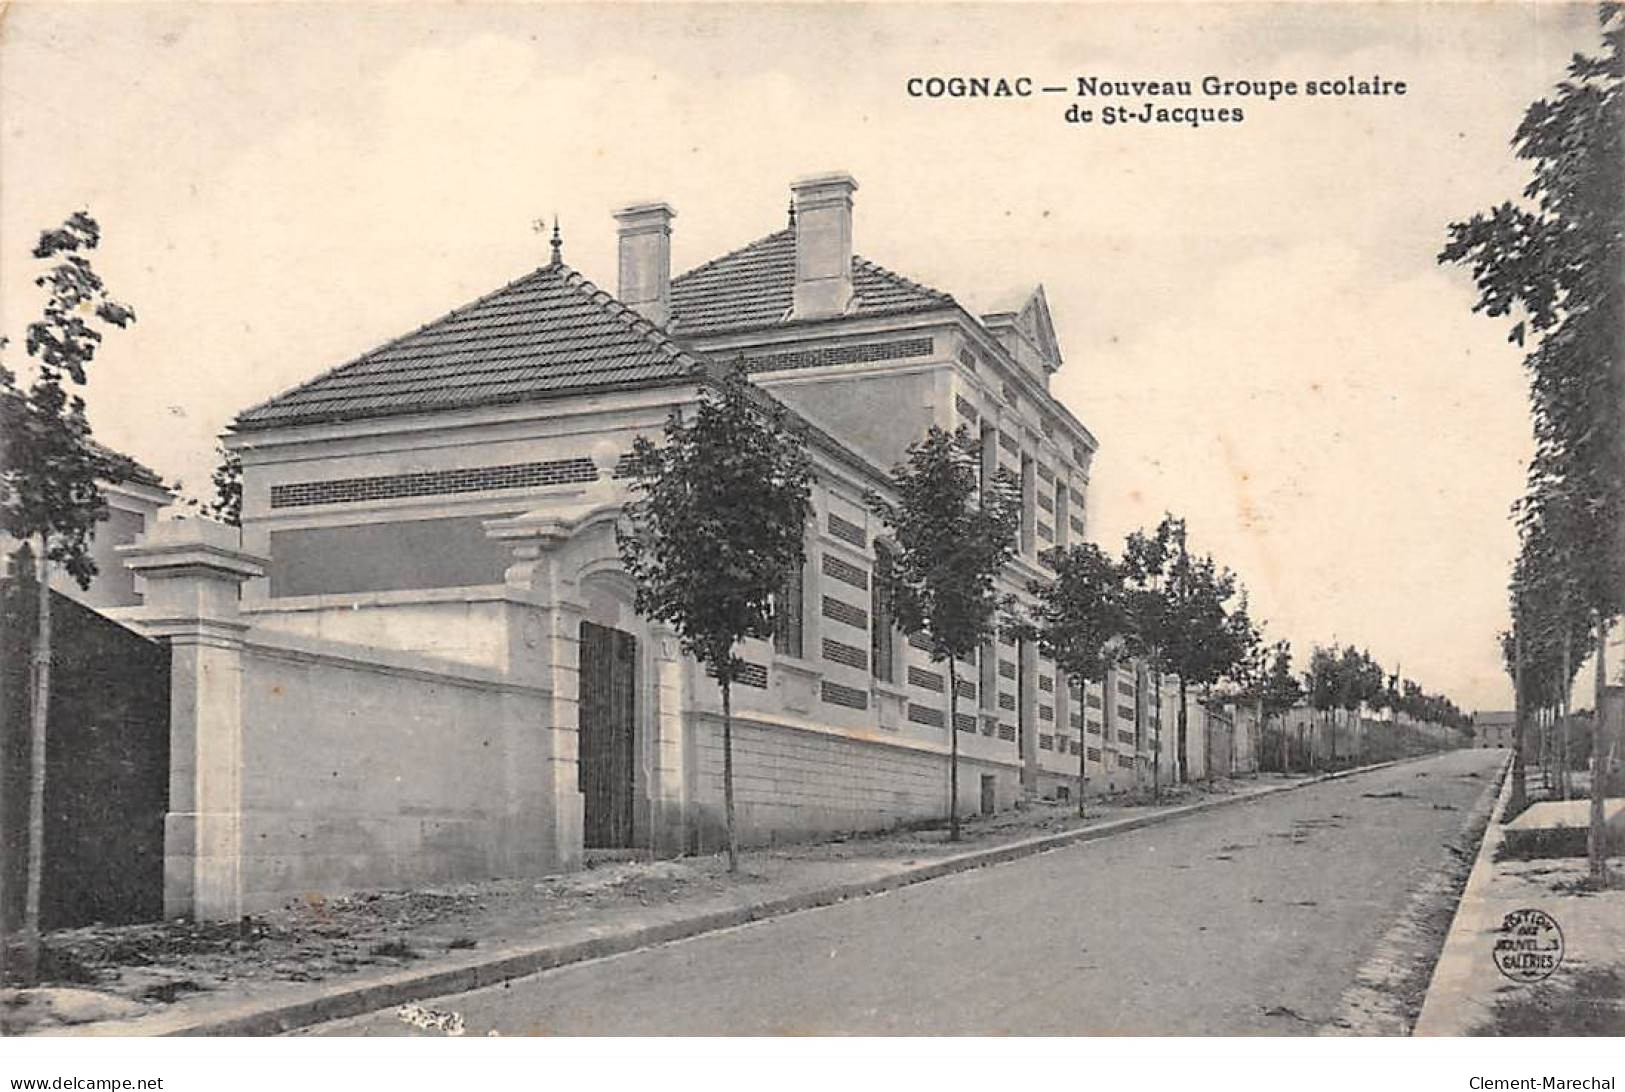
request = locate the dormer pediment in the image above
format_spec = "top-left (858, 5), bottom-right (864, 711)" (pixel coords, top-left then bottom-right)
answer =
top-left (980, 284), bottom-right (1062, 381)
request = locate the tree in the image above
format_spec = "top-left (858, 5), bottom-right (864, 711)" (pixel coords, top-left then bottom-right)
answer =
top-left (1306, 646), bottom-right (1339, 771)
top-left (1016, 542), bottom-right (1128, 814)
top-left (0, 211), bottom-right (135, 983)
top-left (617, 364), bottom-right (812, 872)
top-left (868, 425), bottom-right (1020, 841)
top-left (1260, 641), bottom-right (1304, 772)
top-left (1440, 4), bottom-right (1622, 878)
top-left (1215, 595), bottom-right (1262, 776)
top-left (1332, 648), bottom-right (1384, 764)
top-left (207, 445), bottom-right (243, 526)
top-left (1132, 516), bottom-right (1248, 784)
top-left (1121, 517), bottom-right (1180, 796)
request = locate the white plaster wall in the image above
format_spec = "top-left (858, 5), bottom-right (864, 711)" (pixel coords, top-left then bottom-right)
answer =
top-left (245, 591), bottom-right (515, 670)
top-left (232, 636), bottom-right (547, 912)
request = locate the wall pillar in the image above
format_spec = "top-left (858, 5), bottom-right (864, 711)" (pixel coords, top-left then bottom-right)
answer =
top-left (648, 623), bottom-right (690, 856)
top-left (117, 512), bottom-right (265, 920)
top-left (496, 540), bottom-right (586, 873)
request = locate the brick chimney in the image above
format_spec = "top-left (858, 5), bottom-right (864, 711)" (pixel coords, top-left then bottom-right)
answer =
top-left (612, 202), bottom-right (676, 326)
top-left (790, 173), bottom-right (858, 320)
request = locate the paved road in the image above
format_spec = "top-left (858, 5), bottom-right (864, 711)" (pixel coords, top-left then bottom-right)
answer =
top-left (309, 749), bottom-right (1503, 1036)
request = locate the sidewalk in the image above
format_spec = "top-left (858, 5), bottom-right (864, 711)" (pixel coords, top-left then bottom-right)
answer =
top-left (1414, 760), bottom-right (1625, 1036)
top-left (6, 758), bottom-right (1417, 1037)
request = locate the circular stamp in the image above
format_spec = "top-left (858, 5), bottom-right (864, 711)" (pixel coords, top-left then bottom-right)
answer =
top-left (1491, 908), bottom-right (1564, 983)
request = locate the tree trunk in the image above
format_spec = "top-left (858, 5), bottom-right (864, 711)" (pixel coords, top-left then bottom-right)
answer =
top-left (1176, 677), bottom-right (1189, 785)
top-left (1253, 696), bottom-right (1263, 779)
top-left (23, 542), bottom-right (51, 984)
top-left (1150, 661), bottom-right (1161, 800)
top-left (1560, 625), bottom-right (1572, 801)
top-left (1076, 674), bottom-right (1088, 816)
top-left (1588, 616), bottom-right (1610, 882)
top-left (721, 678), bottom-right (739, 874)
top-left (1512, 621), bottom-right (1528, 818)
top-left (948, 658), bottom-right (961, 842)
top-left (1150, 656), bottom-right (1163, 802)
top-left (0, 551), bottom-right (11, 985)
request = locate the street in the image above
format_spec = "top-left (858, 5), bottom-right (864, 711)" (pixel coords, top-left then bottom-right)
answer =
top-left (307, 749), bottom-right (1504, 1036)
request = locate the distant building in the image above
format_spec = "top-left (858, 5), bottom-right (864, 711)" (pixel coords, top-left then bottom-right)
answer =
top-left (0, 415), bottom-right (174, 609)
top-left (1473, 710), bottom-right (1516, 749)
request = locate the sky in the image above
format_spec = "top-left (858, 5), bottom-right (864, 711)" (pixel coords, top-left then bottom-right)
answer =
top-left (0, 1), bottom-right (1610, 711)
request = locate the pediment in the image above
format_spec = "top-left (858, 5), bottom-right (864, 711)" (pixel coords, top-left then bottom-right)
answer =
top-left (1015, 285), bottom-right (1063, 372)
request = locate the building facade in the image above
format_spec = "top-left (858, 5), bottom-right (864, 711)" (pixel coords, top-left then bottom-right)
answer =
top-left (1473, 710), bottom-right (1516, 748)
top-left (109, 173), bottom-right (1200, 917)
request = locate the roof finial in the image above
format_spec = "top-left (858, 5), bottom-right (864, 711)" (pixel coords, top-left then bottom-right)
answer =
top-left (787, 198), bottom-right (796, 230)
top-left (549, 215), bottom-right (563, 266)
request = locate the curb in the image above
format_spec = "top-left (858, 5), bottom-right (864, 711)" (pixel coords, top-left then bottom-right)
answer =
top-left (1412, 751), bottom-right (1516, 1036)
top-left (82, 751), bottom-right (1437, 1037)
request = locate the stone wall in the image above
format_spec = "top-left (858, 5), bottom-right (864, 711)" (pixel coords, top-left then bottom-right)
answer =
top-left (230, 632), bottom-right (540, 913)
top-left (685, 713), bottom-right (1018, 848)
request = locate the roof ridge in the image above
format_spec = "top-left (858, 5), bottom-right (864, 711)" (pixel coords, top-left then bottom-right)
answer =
top-left (234, 263), bottom-right (560, 425)
top-left (672, 227), bottom-right (793, 282)
top-left (555, 266), bottom-right (705, 374)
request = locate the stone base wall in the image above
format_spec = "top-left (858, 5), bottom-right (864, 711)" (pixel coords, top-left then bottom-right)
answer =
top-left (687, 715), bottom-right (1022, 849)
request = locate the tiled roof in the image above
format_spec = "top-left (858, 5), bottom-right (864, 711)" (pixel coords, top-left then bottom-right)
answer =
top-left (234, 262), bottom-right (704, 431)
top-left (86, 437), bottom-right (166, 489)
top-left (669, 229), bottom-right (956, 337)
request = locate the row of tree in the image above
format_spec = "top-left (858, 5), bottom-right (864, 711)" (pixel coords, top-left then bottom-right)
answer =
top-left (618, 401), bottom-right (1470, 860)
top-left (1440, 5), bottom-right (1621, 879)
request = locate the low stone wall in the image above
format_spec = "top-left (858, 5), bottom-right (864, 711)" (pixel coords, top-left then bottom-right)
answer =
top-left (229, 630), bottom-right (549, 913)
top-left (686, 714), bottom-right (1020, 849)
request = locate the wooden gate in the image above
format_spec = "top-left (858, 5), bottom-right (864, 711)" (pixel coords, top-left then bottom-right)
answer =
top-left (578, 621), bottom-right (636, 849)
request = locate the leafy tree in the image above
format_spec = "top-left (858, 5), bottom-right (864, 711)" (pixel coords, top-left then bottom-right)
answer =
top-left (1209, 596), bottom-right (1262, 777)
top-left (1338, 648), bottom-right (1386, 764)
top-left (618, 364), bottom-right (812, 871)
top-left (207, 445), bottom-right (243, 527)
top-left (1120, 517), bottom-right (1180, 795)
top-left (1130, 516), bottom-right (1248, 783)
top-left (1440, 4), bottom-right (1621, 877)
top-left (1306, 645), bottom-right (1340, 771)
top-left (1260, 641), bottom-right (1304, 771)
top-left (0, 211), bottom-right (135, 983)
top-left (868, 425), bottom-right (1020, 841)
top-left (1015, 542), bottom-right (1128, 814)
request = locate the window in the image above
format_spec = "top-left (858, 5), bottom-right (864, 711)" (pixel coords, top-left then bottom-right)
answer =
top-left (772, 558), bottom-right (804, 657)
top-left (1020, 454), bottom-right (1036, 555)
top-left (871, 543), bottom-right (895, 683)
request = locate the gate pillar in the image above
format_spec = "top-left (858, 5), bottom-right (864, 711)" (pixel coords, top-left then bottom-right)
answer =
top-left (118, 511), bottom-right (265, 920)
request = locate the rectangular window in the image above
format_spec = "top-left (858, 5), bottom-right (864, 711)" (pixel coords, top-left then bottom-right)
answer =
top-left (980, 638), bottom-right (998, 711)
top-left (772, 558), bottom-right (805, 657)
top-left (871, 543), bottom-right (895, 682)
top-left (822, 595), bottom-right (868, 630)
top-left (1020, 454), bottom-right (1036, 555)
top-left (821, 680), bottom-right (868, 710)
top-left (823, 638), bottom-right (867, 671)
top-left (907, 702), bottom-right (945, 728)
top-left (908, 666), bottom-right (945, 692)
top-left (828, 512), bottom-right (866, 548)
